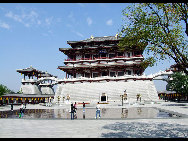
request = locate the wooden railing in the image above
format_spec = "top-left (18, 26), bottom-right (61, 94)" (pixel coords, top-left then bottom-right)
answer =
top-left (65, 55), bottom-right (143, 62)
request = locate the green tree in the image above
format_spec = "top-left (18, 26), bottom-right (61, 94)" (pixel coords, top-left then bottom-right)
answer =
top-left (0, 84), bottom-right (14, 96)
top-left (166, 72), bottom-right (188, 98)
top-left (118, 3), bottom-right (188, 74)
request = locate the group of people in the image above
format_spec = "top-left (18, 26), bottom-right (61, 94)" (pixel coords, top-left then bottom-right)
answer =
top-left (70, 102), bottom-right (78, 120)
top-left (70, 102), bottom-right (101, 120)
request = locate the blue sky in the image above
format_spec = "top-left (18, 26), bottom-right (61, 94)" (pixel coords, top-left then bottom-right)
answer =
top-left (0, 3), bottom-right (175, 92)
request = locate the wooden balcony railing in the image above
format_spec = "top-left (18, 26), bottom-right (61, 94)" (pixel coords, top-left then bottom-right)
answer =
top-left (64, 55), bottom-right (143, 62)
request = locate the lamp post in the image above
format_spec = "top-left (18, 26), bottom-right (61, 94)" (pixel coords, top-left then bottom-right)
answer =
top-left (57, 96), bottom-right (60, 104)
top-left (120, 90), bottom-right (127, 106)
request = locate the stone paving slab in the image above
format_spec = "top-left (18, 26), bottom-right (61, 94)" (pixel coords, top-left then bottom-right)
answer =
top-left (0, 118), bottom-right (188, 138)
top-left (0, 100), bottom-right (188, 138)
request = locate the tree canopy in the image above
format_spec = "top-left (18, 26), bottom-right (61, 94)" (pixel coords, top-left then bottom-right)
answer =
top-left (0, 84), bottom-right (14, 96)
top-left (118, 3), bottom-right (188, 74)
top-left (166, 72), bottom-right (188, 96)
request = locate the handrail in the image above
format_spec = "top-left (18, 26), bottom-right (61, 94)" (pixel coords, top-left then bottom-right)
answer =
top-left (64, 55), bottom-right (143, 62)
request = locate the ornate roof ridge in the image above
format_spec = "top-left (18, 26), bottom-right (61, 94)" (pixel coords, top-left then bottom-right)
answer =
top-left (67, 35), bottom-right (122, 44)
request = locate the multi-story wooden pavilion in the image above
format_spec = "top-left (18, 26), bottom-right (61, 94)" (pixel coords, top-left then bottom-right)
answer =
top-left (58, 35), bottom-right (145, 82)
top-left (55, 35), bottom-right (158, 103)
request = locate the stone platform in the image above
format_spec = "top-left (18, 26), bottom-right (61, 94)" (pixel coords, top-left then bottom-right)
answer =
top-left (0, 100), bottom-right (188, 138)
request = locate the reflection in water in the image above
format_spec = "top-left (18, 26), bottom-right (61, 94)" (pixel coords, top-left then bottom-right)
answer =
top-left (121, 108), bottom-right (128, 118)
top-left (101, 108), bottom-right (107, 115)
top-left (137, 108), bottom-right (142, 115)
top-left (0, 107), bottom-right (180, 119)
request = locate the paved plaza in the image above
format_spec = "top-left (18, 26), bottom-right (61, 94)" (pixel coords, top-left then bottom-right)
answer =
top-left (0, 100), bottom-right (188, 138)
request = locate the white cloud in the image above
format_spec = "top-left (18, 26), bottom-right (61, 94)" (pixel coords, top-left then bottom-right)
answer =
top-left (0, 21), bottom-right (10, 29)
top-left (5, 10), bottom-right (39, 27)
top-left (5, 11), bottom-right (23, 23)
top-left (45, 17), bottom-right (53, 26)
top-left (4, 9), bottom-right (55, 28)
top-left (41, 30), bottom-right (53, 37)
top-left (37, 20), bottom-right (41, 25)
top-left (66, 24), bottom-right (73, 28)
top-left (68, 11), bottom-right (75, 22)
top-left (106, 19), bottom-right (113, 26)
top-left (75, 31), bottom-right (84, 38)
top-left (86, 17), bottom-right (92, 26)
top-left (71, 30), bottom-right (84, 38)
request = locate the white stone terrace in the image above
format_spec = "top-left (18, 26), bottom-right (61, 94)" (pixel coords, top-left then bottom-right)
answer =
top-left (21, 70), bottom-right (173, 84)
top-left (21, 76), bottom-right (58, 85)
top-left (57, 70), bottom-right (174, 83)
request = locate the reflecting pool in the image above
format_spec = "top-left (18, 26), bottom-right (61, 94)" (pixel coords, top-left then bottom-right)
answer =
top-left (0, 107), bottom-right (181, 119)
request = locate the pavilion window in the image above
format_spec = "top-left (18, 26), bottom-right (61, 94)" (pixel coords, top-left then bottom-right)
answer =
top-left (101, 53), bottom-right (107, 58)
top-left (110, 72), bottom-right (116, 77)
top-left (135, 70), bottom-right (141, 75)
top-left (69, 55), bottom-right (74, 60)
top-left (134, 51), bottom-right (140, 56)
top-left (85, 54), bottom-right (90, 59)
top-left (93, 72), bottom-right (98, 78)
top-left (127, 52), bottom-right (131, 57)
top-left (93, 54), bottom-right (99, 59)
top-left (76, 73), bottom-right (81, 78)
top-left (109, 53), bottom-right (115, 58)
top-left (126, 70), bottom-right (132, 75)
top-left (102, 71), bottom-right (107, 76)
top-left (118, 71), bottom-right (124, 76)
top-left (85, 73), bottom-right (90, 78)
top-left (76, 55), bottom-right (82, 60)
top-left (117, 52), bottom-right (124, 57)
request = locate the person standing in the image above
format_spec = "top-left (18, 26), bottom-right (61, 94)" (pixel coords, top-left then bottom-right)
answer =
top-left (70, 103), bottom-right (75, 120)
top-left (139, 94), bottom-right (142, 102)
top-left (74, 102), bottom-right (77, 119)
top-left (136, 94), bottom-right (139, 101)
top-left (83, 102), bottom-right (85, 113)
top-left (11, 103), bottom-right (13, 111)
top-left (74, 102), bottom-right (77, 111)
top-left (95, 102), bottom-right (101, 119)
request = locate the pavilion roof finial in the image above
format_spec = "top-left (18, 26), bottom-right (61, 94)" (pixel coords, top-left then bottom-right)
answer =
top-left (91, 35), bottom-right (94, 39)
top-left (115, 34), bottom-right (118, 39)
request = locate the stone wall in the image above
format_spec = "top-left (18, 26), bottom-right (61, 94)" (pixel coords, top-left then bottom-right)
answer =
top-left (54, 80), bottom-right (158, 103)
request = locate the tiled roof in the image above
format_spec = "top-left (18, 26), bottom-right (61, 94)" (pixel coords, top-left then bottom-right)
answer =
top-left (16, 66), bottom-right (42, 73)
top-left (67, 35), bottom-right (122, 44)
top-left (39, 72), bottom-right (57, 78)
top-left (2, 94), bottom-right (55, 97)
top-left (17, 66), bottom-right (56, 77)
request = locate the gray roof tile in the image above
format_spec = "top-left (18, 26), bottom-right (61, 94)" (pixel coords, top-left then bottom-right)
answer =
top-left (67, 36), bottom-right (122, 44)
